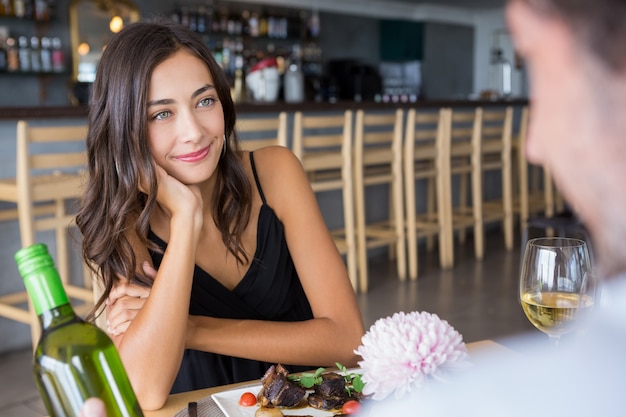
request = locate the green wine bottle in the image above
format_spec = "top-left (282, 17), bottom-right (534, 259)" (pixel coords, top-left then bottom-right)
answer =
top-left (15, 243), bottom-right (144, 417)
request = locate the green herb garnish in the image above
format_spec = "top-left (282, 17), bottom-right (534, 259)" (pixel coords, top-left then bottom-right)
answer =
top-left (335, 362), bottom-right (365, 395)
top-left (288, 363), bottom-right (365, 395)
top-left (288, 367), bottom-right (325, 388)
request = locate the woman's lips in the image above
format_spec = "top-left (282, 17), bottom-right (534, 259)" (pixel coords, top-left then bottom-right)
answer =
top-left (175, 146), bottom-right (210, 163)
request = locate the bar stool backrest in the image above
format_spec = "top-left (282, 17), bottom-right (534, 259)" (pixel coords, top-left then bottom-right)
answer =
top-left (0, 120), bottom-right (93, 348)
top-left (292, 111), bottom-right (357, 290)
top-left (353, 109), bottom-right (405, 291)
top-left (403, 108), bottom-right (454, 279)
top-left (236, 111), bottom-right (288, 151)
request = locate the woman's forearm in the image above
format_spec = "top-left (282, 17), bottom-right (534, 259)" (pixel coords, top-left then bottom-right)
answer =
top-left (187, 315), bottom-right (363, 368)
top-left (113, 215), bottom-right (199, 410)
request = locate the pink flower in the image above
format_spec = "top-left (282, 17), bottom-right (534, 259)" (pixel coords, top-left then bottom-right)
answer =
top-left (354, 311), bottom-right (468, 400)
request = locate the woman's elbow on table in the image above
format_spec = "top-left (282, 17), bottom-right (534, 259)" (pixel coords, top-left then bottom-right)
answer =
top-left (331, 326), bottom-right (364, 368)
top-left (134, 383), bottom-right (171, 411)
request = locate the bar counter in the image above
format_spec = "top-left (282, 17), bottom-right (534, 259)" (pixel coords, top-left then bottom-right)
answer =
top-left (0, 98), bottom-right (528, 120)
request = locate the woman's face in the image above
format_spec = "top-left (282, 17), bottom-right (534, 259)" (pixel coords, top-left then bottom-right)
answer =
top-left (146, 49), bottom-right (225, 185)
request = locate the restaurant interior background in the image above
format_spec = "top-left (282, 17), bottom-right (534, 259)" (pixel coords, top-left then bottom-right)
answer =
top-left (0, 0), bottom-right (520, 108)
top-left (0, 0), bottom-right (524, 354)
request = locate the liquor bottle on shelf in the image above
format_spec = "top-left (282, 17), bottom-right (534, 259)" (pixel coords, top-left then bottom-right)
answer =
top-left (308, 8), bottom-right (320, 38)
top-left (34, 0), bottom-right (51, 22)
top-left (248, 11), bottom-right (259, 37)
top-left (258, 11), bottom-right (268, 37)
top-left (6, 36), bottom-right (19, 72)
top-left (14, 0), bottom-right (26, 18)
top-left (29, 36), bottom-right (40, 72)
top-left (0, 34), bottom-right (7, 71)
top-left (0, 0), bottom-right (15, 17)
top-left (51, 36), bottom-right (64, 72)
top-left (40, 36), bottom-right (51, 72)
top-left (18, 35), bottom-right (30, 71)
top-left (15, 243), bottom-right (145, 417)
top-left (196, 4), bottom-right (208, 33)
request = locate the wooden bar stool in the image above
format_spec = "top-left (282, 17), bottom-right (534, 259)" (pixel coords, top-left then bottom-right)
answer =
top-left (353, 109), bottom-right (405, 292)
top-left (0, 120), bottom-right (93, 347)
top-left (236, 112), bottom-right (288, 151)
top-left (449, 106), bottom-right (514, 260)
top-left (513, 106), bottom-right (553, 231)
top-left (447, 108), bottom-right (477, 255)
top-left (478, 106), bottom-right (515, 255)
top-left (293, 111), bottom-right (358, 291)
top-left (403, 108), bottom-right (453, 280)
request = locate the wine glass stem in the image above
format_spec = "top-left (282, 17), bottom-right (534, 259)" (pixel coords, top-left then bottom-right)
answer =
top-left (548, 335), bottom-right (560, 347)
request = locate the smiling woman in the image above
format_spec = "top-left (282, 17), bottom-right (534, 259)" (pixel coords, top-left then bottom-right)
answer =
top-left (74, 20), bottom-right (364, 411)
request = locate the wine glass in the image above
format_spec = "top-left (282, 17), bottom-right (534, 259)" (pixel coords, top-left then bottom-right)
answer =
top-left (519, 237), bottom-right (594, 346)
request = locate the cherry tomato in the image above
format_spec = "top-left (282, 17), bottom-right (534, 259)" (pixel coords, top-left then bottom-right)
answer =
top-left (341, 400), bottom-right (362, 415)
top-left (238, 391), bottom-right (257, 407)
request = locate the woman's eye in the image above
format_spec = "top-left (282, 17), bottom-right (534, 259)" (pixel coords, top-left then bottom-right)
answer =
top-left (153, 110), bottom-right (171, 120)
top-left (198, 97), bottom-right (215, 107)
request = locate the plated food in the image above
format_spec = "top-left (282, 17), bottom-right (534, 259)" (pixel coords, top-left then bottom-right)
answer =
top-left (217, 363), bottom-right (366, 417)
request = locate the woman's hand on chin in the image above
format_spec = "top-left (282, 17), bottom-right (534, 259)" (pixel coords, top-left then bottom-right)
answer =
top-left (154, 164), bottom-right (203, 229)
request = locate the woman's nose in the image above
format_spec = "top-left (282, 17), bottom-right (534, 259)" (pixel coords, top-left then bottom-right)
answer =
top-left (178, 110), bottom-right (203, 143)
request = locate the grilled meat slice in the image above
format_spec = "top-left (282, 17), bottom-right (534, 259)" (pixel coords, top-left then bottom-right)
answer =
top-left (259, 364), bottom-right (306, 408)
top-left (307, 392), bottom-right (345, 410)
top-left (314, 372), bottom-right (345, 398)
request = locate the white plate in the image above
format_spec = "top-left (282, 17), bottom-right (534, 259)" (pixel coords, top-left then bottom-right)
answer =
top-left (211, 385), bottom-right (339, 417)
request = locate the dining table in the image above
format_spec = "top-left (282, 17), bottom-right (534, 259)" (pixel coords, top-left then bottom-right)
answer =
top-left (143, 339), bottom-right (516, 417)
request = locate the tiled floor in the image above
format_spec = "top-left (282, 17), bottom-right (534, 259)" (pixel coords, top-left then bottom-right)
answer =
top-left (0, 230), bottom-right (535, 416)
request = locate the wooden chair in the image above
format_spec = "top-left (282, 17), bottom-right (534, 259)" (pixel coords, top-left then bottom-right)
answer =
top-left (292, 111), bottom-right (358, 291)
top-left (0, 120), bottom-right (93, 347)
top-left (403, 108), bottom-right (453, 280)
top-left (353, 109), bottom-right (405, 292)
top-left (236, 112), bottom-right (288, 151)
top-left (449, 106), bottom-right (514, 260)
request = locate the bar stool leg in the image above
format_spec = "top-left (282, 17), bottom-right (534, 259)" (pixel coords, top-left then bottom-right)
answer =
top-left (457, 173), bottom-right (468, 244)
top-left (471, 128), bottom-right (484, 261)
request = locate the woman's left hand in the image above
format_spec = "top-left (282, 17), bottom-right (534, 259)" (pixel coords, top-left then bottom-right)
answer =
top-left (106, 262), bottom-right (156, 336)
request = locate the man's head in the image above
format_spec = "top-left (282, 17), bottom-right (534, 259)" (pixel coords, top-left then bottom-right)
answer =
top-left (507, 0), bottom-right (626, 277)
top-left (511, 0), bottom-right (626, 71)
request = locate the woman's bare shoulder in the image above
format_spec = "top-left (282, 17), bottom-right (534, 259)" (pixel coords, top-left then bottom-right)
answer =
top-left (249, 146), bottom-right (303, 176)
top-left (246, 146), bottom-right (309, 212)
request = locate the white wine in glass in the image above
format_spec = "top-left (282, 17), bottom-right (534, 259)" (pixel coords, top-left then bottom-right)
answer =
top-left (520, 237), bottom-right (594, 345)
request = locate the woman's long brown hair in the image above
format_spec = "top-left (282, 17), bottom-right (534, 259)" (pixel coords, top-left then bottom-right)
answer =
top-left (75, 20), bottom-right (251, 321)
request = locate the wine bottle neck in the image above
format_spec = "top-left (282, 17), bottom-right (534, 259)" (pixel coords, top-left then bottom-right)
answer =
top-left (39, 303), bottom-right (77, 329)
top-left (23, 267), bottom-right (70, 315)
top-left (15, 244), bottom-right (70, 315)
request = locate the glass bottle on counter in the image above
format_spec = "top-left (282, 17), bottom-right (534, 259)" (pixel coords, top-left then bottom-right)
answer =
top-left (490, 48), bottom-right (512, 98)
top-left (15, 243), bottom-right (144, 417)
top-left (284, 45), bottom-right (304, 103)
